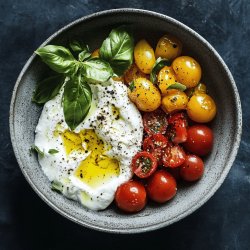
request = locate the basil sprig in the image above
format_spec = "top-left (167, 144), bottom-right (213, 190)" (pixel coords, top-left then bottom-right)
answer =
top-left (100, 26), bottom-right (134, 76)
top-left (150, 57), bottom-right (171, 84)
top-left (33, 27), bottom-right (134, 130)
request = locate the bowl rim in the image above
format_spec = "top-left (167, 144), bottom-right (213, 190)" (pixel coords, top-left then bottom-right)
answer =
top-left (9, 8), bottom-right (242, 233)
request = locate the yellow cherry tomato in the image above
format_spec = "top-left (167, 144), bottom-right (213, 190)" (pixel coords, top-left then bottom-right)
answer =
top-left (161, 89), bottom-right (188, 113)
top-left (155, 34), bottom-right (182, 60)
top-left (172, 56), bottom-right (202, 88)
top-left (91, 48), bottom-right (99, 58)
top-left (124, 64), bottom-right (148, 84)
top-left (134, 40), bottom-right (156, 74)
top-left (195, 83), bottom-right (206, 94)
top-left (157, 66), bottom-right (178, 96)
top-left (128, 78), bottom-right (161, 112)
top-left (185, 83), bottom-right (207, 98)
top-left (187, 93), bottom-right (216, 123)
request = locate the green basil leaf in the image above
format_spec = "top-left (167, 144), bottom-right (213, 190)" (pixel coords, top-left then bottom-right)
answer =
top-left (63, 74), bottom-right (92, 130)
top-left (35, 45), bottom-right (79, 75)
top-left (31, 145), bottom-right (44, 157)
top-left (167, 82), bottom-right (187, 91)
top-left (100, 26), bottom-right (134, 76)
top-left (48, 149), bottom-right (59, 154)
top-left (150, 57), bottom-right (171, 84)
top-left (81, 58), bottom-right (113, 82)
top-left (78, 51), bottom-right (91, 62)
top-left (128, 81), bottom-right (135, 91)
top-left (69, 41), bottom-right (91, 61)
top-left (69, 40), bottom-right (89, 53)
top-left (51, 180), bottom-right (64, 193)
top-left (32, 74), bottom-right (65, 104)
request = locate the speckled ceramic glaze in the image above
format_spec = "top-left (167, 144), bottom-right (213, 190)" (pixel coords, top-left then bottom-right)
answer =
top-left (9, 9), bottom-right (242, 233)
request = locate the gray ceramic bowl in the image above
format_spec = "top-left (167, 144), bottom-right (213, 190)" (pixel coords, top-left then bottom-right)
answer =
top-left (10, 9), bottom-right (242, 233)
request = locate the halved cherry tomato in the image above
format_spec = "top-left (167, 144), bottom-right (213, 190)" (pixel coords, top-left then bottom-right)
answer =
top-left (183, 125), bottom-right (213, 156)
top-left (115, 180), bottom-right (147, 212)
top-left (143, 134), bottom-right (169, 164)
top-left (167, 112), bottom-right (188, 144)
top-left (162, 144), bottom-right (186, 168)
top-left (143, 109), bottom-right (168, 135)
top-left (180, 154), bottom-right (204, 181)
top-left (147, 170), bottom-right (177, 203)
top-left (132, 152), bottom-right (157, 178)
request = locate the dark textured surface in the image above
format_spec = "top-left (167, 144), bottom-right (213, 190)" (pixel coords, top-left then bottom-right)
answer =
top-left (1, 0), bottom-right (249, 249)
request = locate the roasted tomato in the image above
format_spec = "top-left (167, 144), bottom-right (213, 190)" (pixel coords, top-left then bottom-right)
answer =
top-left (91, 48), bottom-right (99, 58)
top-left (161, 89), bottom-right (189, 114)
top-left (172, 56), bottom-right (201, 88)
top-left (128, 78), bottom-right (161, 112)
top-left (124, 63), bottom-right (148, 84)
top-left (167, 112), bottom-right (188, 144)
top-left (180, 154), bottom-right (204, 181)
top-left (147, 170), bottom-right (177, 203)
top-left (187, 93), bottom-right (216, 123)
top-left (115, 180), bottom-right (147, 212)
top-left (143, 109), bottom-right (168, 135)
top-left (157, 66), bottom-right (178, 96)
top-left (183, 125), bottom-right (213, 156)
top-left (162, 144), bottom-right (186, 168)
top-left (155, 34), bottom-right (182, 60)
top-left (134, 39), bottom-right (156, 74)
top-left (143, 134), bottom-right (169, 164)
top-left (132, 151), bottom-right (158, 178)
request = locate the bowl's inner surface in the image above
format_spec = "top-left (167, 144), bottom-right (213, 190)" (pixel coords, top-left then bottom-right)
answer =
top-left (11, 10), bottom-right (240, 233)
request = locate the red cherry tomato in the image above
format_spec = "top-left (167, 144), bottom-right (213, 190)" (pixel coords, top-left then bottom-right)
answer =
top-left (180, 154), bottom-right (204, 181)
top-left (162, 144), bottom-right (186, 168)
top-left (143, 134), bottom-right (168, 164)
top-left (132, 151), bottom-right (157, 178)
top-left (167, 112), bottom-right (188, 144)
top-left (147, 170), bottom-right (177, 203)
top-left (143, 109), bottom-right (168, 135)
top-left (183, 125), bottom-right (213, 156)
top-left (115, 180), bottom-right (147, 212)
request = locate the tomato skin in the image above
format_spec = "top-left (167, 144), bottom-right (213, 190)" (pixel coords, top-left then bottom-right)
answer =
top-left (143, 109), bottom-right (168, 135)
top-left (147, 170), bottom-right (177, 203)
top-left (128, 78), bottom-right (161, 112)
top-left (162, 144), bottom-right (186, 168)
top-left (187, 93), bottom-right (216, 123)
top-left (167, 167), bottom-right (181, 181)
top-left (183, 125), bottom-right (213, 156)
top-left (115, 180), bottom-right (147, 212)
top-left (167, 112), bottom-right (188, 144)
top-left (180, 154), bottom-right (204, 181)
top-left (172, 56), bottom-right (202, 88)
top-left (143, 134), bottom-right (169, 164)
top-left (132, 151), bottom-right (158, 178)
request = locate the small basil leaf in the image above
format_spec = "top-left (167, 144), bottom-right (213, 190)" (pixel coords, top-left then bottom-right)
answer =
top-left (78, 51), bottom-right (91, 62)
top-left (100, 26), bottom-right (134, 76)
top-left (63, 74), bottom-right (92, 130)
top-left (150, 57), bottom-right (171, 84)
top-left (81, 58), bottom-right (113, 82)
top-left (32, 75), bottom-right (65, 104)
top-left (31, 145), bottom-right (44, 157)
top-left (35, 45), bottom-right (79, 75)
top-left (51, 180), bottom-right (64, 193)
top-left (128, 81), bottom-right (135, 91)
top-left (167, 82), bottom-right (187, 91)
top-left (48, 149), bottom-right (59, 154)
top-left (69, 40), bottom-right (89, 53)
